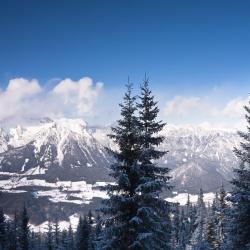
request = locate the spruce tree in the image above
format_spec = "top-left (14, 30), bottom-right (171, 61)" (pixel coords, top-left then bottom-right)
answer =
top-left (206, 206), bottom-right (219, 250)
top-left (183, 194), bottom-right (195, 248)
top-left (54, 217), bottom-right (60, 249)
top-left (19, 206), bottom-right (29, 250)
top-left (67, 224), bottom-right (74, 250)
top-left (94, 214), bottom-right (102, 240)
top-left (228, 99), bottom-right (250, 249)
top-left (0, 208), bottom-right (6, 250)
top-left (190, 188), bottom-right (208, 250)
top-left (76, 216), bottom-right (83, 250)
top-left (172, 203), bottom-right (181, 248)
top-left (76, 216), bottom-right (90, 250)
top-left (46, 220), bottom-right (54, 250)
top-left (11, 210), bottom-right (18, 250)
top-left (133, 77), bottom-right (172, 249)
top-left (100, 83), bottom-right (141, 249)
top-left (217, 184), bottom-right (227, 248)
top-left (87, 211), bottom-right (94, 250)
top-left (100, 80), bottom-right (172, 249)
top-left (179, 208), bottom-right (187, 250)
top-left (61, 230), bottom-right (68, 250)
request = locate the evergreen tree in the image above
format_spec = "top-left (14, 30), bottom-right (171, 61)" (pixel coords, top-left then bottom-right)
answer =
top-left (61, 230), bottom-right (68, 250)
top-left (134, 77), bottom-right (172, 249)
top-left (19, 206), bottom-right (29, 250)
top-left (171, 203), bottom-right (181, 248)
top-left (0, 208), bottom-right (6, 250)
top-left (35, 229), bottom-right (43, 250)
top-left (46, 220), bottom-right (54, 250)
top-left (217, 184), bottom-right (227, 248)
top-left (206, 207), bottom-right (219, 250)
top-left (178, 208), bottom-right (187, 250)
top-left (66, 224), bottom-right (74, 250)
top-left (76, 216), bottom-right (90, 250)
top-left (93, 214), bottom-right (102, 249)
top-left (100, 79), bottom-right (171, 249)
top-left (54, 218), bottom-right (60, 249)
top-left (100, 83), bottom-right (141, 249)
top-left (190, 188), bottom-right (208, 250)
top-left (228, 99), bottom-right (250, 250)
top-left (6, 210), bottom-right (19, 250)
top-left (76, 216), bottom-right (83, 250)
top-left (29, 230), bottom-right (37, 250)
top-left (11, 210), bottom-right (18, 250)
top-left (87, 211), bottom-right (93, 226)
top-left (184, 194), bottom-right (196, 248)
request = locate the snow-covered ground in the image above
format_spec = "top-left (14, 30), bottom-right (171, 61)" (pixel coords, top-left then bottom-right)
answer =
top-left (29, 213), bottom-right (80, 233)
top-left (0, 177), bottom-right (109, 204)
top-left (166, 192), bottom-right (215, 206)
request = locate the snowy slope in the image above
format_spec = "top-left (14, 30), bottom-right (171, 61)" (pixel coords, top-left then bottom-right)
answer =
top-left (158, 125), bottom-right (239, 192)
top-left (0, 118), bottom-right (240, 225)
top-left (0, 118), bottom-right (110, 182)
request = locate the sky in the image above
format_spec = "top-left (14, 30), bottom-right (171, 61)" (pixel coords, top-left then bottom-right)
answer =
top-left (0, 0), bottom-right (250, 128)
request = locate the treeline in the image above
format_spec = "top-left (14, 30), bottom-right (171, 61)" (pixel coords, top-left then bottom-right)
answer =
top-left (1, 78), bottom-right (250, 249)
top-left (0, 207), bottom-right (102, 250)
top-left (0, 184), bottom-right (232, 250)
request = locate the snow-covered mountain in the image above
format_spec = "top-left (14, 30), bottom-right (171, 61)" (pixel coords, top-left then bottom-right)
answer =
top-left (0, 118), bottom-right (111, 182)
top-left (159, 125), bottom-right (239, 192)
top-left (0, 118), bottom-right (240, 225)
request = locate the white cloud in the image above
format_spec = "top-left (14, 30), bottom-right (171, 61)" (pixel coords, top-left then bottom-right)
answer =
top-left (164, 96), bottom-right (217, 117)
top-left (0, 77), bottom-right (103, 123)
top-left (163, 94), bottom-right (249, 129)
top-left (52, 77), bottom-right (103, 115)
top-left (223, 97), bottom-right (248, 118)
top-left (0, 78), bottom-right (42, 120)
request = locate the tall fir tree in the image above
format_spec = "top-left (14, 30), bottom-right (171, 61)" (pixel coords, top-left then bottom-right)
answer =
top-left (61, 230), bottom-right (68, 250)
top-left (134, 77), bottom-right (172, 249)
top-left (19, 206), bottom-right (29, 250)
top-left (54, 217), bottom-right (60, 249)
top-left (100, 83), bottom-right (141, 249)
top-left (228, 99), bottom-right (250, 249)
top-left (87, 211), bottom-right (94, 250)
top-left (76, 216), bottom-right (91, 250)
top-left (76, 216), bottom-right (83, 250)
top-left (6, 210), bottom-right (19, 250)
top-left (171, 203), bottom-right (181, 248)
top-left (190, 188), bottom-right (208, 250)
top-left (0, 208), bottom-right (6, 250)
top-left (46, 220), bottom-right (54, 250)
top-left (94, 213), bottom-right (102, 249)
top-left (217, 184), bottom-right (227, 248)
top-left (100, 80), bottom-right (171, 249)
top-left (67, 224), bottom-right (74, 250)
top-left (206, 206), bottom-right (219, 250)
top-left (183, 194), bottom-right (196, 248)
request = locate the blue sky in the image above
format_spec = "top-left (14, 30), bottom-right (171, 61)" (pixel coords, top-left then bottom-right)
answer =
top-left (0, 0), bottom-right (249, 127)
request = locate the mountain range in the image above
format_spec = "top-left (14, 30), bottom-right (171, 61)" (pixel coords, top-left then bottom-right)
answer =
top-left (0, 118), bottom-right (240, 226)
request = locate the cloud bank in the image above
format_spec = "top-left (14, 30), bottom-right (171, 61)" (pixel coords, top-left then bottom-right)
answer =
top-left (0, 77), bottom-right (103, 123)
top-left (0, 76), bottom-right (248, 130)
top-left (164, 95), bottom-right (249, 129)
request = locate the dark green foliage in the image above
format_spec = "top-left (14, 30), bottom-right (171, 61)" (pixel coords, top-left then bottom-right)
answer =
top-left (76, 216), bottom-right (91, 250)
top-left (228, 100), bottom-right (250, 250)
top-left (0, 208), bottom-right (6, 250)
top-left (46, 220), bottom-right (53, 250)
top-left (133, 77), bottom-right (172, 249)
top-left (19, 206), bottom-right (29, 250)
top-left (54, 217), bottom-right (60, 249)
top-left (206, 209), bottom-right (219, 250)
top-left (100, 83), bottom-right (142, 249)
top-left (100, 79), bottom-right (172, 249)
